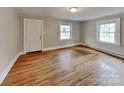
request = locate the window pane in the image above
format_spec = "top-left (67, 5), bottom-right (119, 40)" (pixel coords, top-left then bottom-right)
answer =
top-left (99, 23), bottom-right (116, 43)
top-left (109, 33), bottom-right (115, 43)
top-left (110, 23), bottom-right (115, 32)
top-left (60, 24), bottom-right (71, 40)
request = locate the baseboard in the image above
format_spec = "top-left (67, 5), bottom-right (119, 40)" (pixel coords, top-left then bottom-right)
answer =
top-left (0, 52), bottom-right (24, 85)
top-left (80, 43), bottom-right (124, 59)
top-left (43, 43), bottom-right (81, 51)
top-left (19, 51), bottom-right (26, 55)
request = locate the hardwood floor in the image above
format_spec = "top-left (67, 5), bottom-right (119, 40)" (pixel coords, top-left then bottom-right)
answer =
top-left (1, 46), bottom-right (124, 86)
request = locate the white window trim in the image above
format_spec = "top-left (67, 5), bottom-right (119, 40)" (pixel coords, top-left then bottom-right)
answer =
top-left (59, 22), bottom-right (72, 41)
top-left (96, 18), bottom-right (120, 45)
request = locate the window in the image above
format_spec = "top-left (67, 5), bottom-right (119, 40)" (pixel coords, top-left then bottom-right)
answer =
top-left (59, 22), bottom-right (72, 40)
top-left (96, 18), bottom-right (120, 45)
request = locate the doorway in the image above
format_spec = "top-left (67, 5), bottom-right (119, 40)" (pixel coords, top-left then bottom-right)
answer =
top-left (24, 18), bottom-right (43, 53)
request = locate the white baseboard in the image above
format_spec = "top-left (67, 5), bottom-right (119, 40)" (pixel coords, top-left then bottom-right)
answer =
top-left (43, 43), bottom-right (81, 51)
top-left (80, 43), bottom-right (124, 58)
top-left (19, 51), bottom-right (26, 55)
top-left (0, 52), bottom-right (24, 85)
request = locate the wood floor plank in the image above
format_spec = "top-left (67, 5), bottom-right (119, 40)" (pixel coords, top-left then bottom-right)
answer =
top-left (1, 46), bottom-right (124, 86)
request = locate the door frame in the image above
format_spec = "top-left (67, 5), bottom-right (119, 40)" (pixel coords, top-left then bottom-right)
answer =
top-left (24, 18), bottom-right (44, 53)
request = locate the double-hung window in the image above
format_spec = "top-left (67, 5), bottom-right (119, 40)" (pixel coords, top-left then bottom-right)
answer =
top-left (96, 18), bottom-right (120, 45)
top-left (59, 22), bottom-right (72, 40)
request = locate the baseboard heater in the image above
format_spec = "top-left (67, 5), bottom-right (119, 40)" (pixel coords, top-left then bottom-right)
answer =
top-left (81, 44), bottom-right (124, 59)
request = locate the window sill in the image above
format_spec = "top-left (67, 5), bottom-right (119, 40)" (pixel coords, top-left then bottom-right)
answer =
top-left (59, 38), bottom-right (72, 41)
top-left (96, 40), bottom-right (120, 46)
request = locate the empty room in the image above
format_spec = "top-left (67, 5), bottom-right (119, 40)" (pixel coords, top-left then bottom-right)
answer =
top-left (0, 7), bottom-right (124, 86)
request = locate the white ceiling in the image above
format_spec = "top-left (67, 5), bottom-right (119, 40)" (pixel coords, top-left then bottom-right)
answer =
top-left (15, 7), bottom-right (124, 21)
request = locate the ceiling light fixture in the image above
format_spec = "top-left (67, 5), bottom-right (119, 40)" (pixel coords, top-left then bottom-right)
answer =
top-left (70, 7), bottom-right (78, 13)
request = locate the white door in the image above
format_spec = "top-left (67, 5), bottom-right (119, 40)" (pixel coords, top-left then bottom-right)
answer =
top-left (24, 19), bottom-right (43, 52)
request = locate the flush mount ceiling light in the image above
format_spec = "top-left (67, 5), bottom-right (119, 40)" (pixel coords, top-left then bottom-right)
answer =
top-left (70, 7), bottom-right (78, 13)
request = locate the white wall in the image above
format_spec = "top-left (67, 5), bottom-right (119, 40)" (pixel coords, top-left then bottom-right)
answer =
top-left (80, 13), bottom-right (124, 56)
top-left (20, 16), bottom-right (81, 51)
top-left (44, 19), bottom-right (80, 48)
top-left (0, 8), bottom-right (20, 78)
